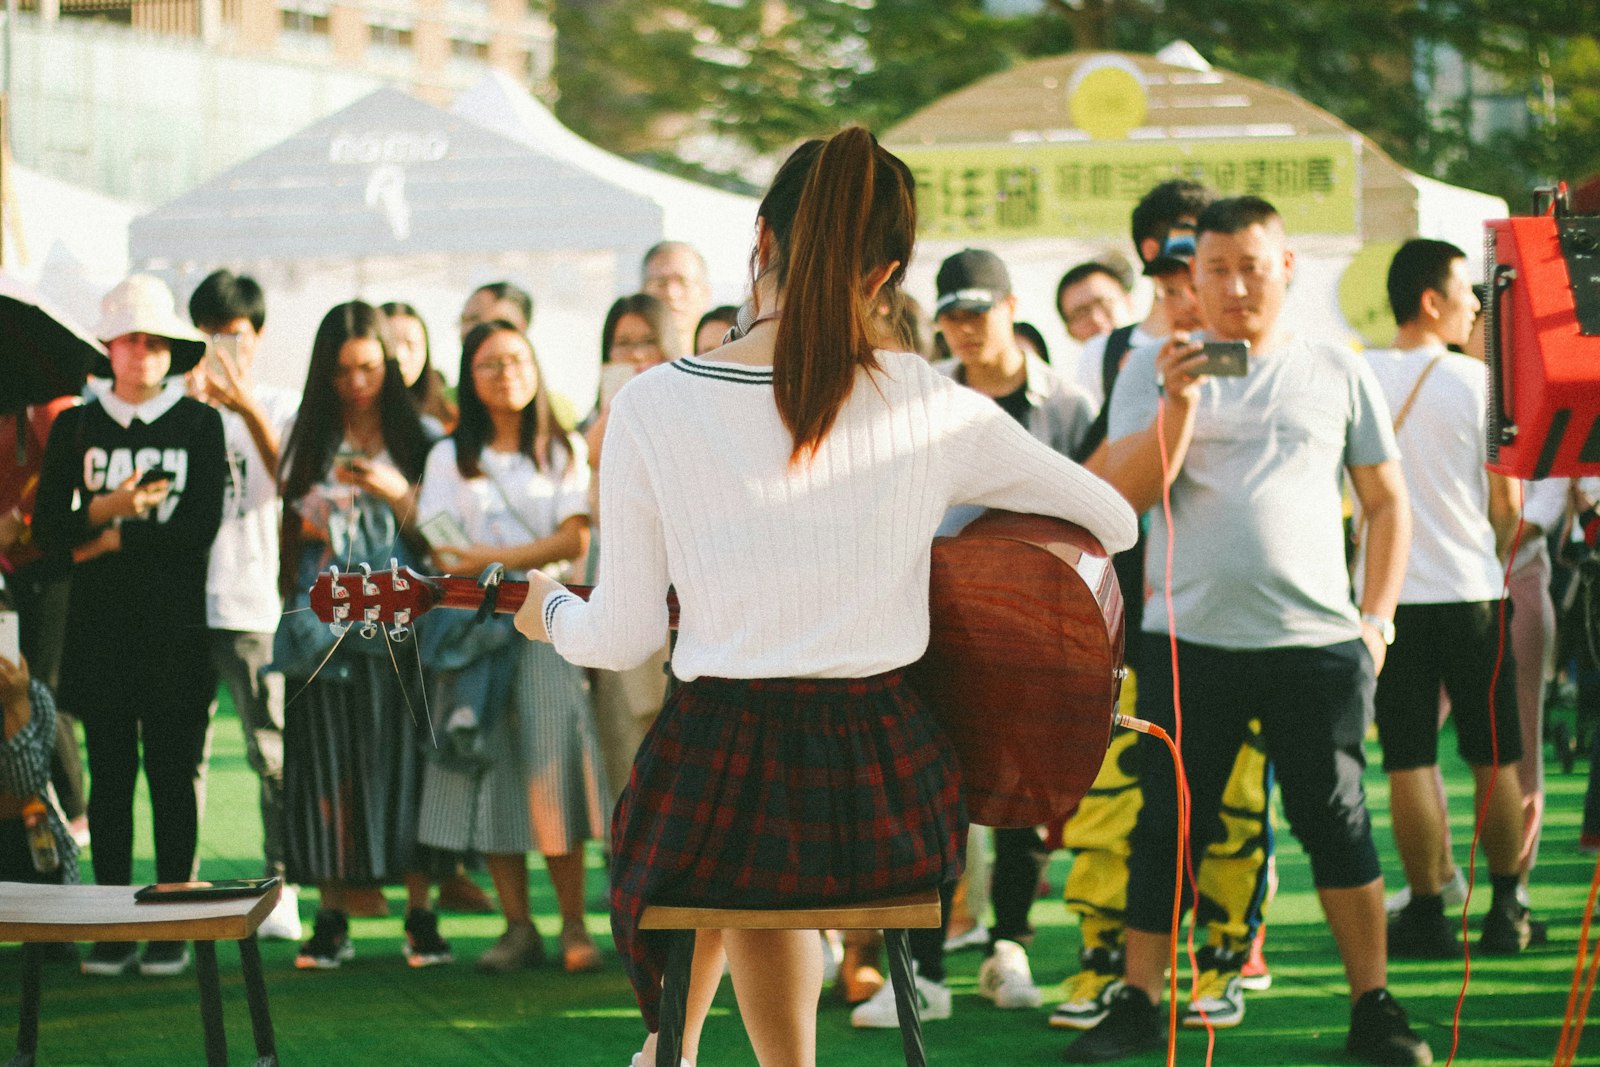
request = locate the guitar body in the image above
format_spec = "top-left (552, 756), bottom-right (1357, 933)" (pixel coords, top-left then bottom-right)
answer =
top-left (907, 510), bottom-right (1124, 829)
top-left (306, 508), bottom-right (1124, 830)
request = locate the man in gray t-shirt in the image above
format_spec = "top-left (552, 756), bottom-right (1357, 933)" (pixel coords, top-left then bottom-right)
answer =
top-left (1064, 198), bottom-right (1428, 1067)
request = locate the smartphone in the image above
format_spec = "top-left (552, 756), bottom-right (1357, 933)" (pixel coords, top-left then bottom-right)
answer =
top-left (599, 362), bottom-right (638, 408)
top-left (1197, 340), bottom-right (1250, 377)
top-left (0, 610), bottom-right (19, 664)
top-left (137, 468), bottom-right (173, 486)
top-left (135, 877), bottom-right (280, 903)
top-left (208, 332), bottom-right (240, 376)
top-left (333, 447), bottom-right (362, 472)
top-left (418, 511), bottom-right (471, 552)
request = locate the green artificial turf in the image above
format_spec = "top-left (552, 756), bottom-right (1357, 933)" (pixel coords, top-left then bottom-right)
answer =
top-left (1, 690), bottom-right (1595, 1065)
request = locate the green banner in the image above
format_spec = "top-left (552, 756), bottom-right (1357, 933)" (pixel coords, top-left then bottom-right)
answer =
top-left (895, 136), bottom-right (1361, 238)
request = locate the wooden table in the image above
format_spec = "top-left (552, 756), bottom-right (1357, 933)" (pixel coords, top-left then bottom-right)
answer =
top-left (0, 881), bottom-right (281, 1066)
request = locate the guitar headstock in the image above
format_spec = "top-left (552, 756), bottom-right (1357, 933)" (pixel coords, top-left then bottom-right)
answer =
top-left (307, 561), bottom-right (442, 640)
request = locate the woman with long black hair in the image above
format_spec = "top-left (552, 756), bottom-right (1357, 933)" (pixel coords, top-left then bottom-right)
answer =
top-left (414, 321), bottom-right (606, 974)
top-left (517, 128), bottom-right (1137, 1066)
top-left (275, 300), bottom-right (446, 970)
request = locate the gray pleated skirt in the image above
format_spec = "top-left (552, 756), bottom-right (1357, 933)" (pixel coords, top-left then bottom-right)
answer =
top-left (416, 640), bottom-right (609, 856)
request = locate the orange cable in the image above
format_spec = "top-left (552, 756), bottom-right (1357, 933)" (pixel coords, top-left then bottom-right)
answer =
top-left (1445, 510), bottom-right (1524, 1064)
top-left (1555, 852), bottom-right (1600, 1066)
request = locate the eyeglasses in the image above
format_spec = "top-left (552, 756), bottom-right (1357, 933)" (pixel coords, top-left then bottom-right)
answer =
top-left (1064, 297), bottom-right (1120, 327)
top-left (473, 357), bottom-right (535, 376)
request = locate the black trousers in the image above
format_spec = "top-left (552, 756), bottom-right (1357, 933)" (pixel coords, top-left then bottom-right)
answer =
top-left (79, 634), bottom-right (216, 887)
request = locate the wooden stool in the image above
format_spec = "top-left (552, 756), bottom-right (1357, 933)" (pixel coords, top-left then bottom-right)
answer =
top-left (639, 888), bottom-right (942, 1067)
top-left (0, 881), bottom-right (282, 1067)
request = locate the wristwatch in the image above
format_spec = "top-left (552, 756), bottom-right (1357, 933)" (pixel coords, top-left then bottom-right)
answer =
top-left (1360, 613), bottom-right (1396, 646)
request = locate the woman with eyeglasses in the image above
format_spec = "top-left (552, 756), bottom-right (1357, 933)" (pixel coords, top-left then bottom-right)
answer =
top-left (414, 321), bottom-right (606, 974)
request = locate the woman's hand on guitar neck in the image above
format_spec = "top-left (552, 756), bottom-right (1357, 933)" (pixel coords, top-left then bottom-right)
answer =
top-left (513, 570), bottom-right (566, 644)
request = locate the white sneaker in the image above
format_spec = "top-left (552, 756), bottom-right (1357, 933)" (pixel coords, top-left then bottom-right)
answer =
top-left (257, 885), bottom-right (303, 941)
top-left (977, 939), bottom-right (1043, 1009)
top-left (850, 963), bottom-right (952, 1028)
top-left (943, 922), bottom-right (990, 953)
top-left (1385, 868), bottom-right (1469, 917)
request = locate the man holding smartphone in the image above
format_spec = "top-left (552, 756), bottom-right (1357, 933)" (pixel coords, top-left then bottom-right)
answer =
top-left (187, 270), bottom-right (303, 942)
top-left (1070, 198), bottom-right (1427, 1065)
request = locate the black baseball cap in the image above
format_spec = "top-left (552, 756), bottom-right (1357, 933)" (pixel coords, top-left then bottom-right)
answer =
top-left (936, 249), bottom-right (1012, 315)
top-left (1144, 232), bottom-right (1196, 277)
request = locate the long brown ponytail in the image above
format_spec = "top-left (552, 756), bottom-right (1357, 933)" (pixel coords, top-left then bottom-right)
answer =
top-left (764, 127), bottom-right (916, 462)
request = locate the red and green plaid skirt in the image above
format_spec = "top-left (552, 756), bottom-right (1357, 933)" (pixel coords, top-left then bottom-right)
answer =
top-left (609, 669), bottom-right (966, 1031)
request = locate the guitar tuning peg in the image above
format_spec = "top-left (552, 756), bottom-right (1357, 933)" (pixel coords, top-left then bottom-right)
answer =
top-left (389, 558), bottom-right (409, 593)
top-left (327, 564), bottom-right (349, 600)
top-left (387, 620), bottom-right (411, 641)
top-left (359, 622), bottom-right (379, 640)
top-left (329, 620), bottom-right (350, 638)
top-left (358, 561), bottom-right (378, 597)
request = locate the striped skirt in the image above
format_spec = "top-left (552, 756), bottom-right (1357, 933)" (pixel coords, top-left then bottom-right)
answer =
top-left (610, 670), bottom-right (966, 1031)
top-left (417, 640), bottom-right (609, 856)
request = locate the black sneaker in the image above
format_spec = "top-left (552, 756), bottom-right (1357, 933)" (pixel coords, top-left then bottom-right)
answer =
top-left (138, 940), bottom-right (191, 976)
top-left (295, 909), bottom-right (354, 970)
top-left (1479, 899), bottom-right (1531, 955)
top-left (1388, 901), bottom-right (1460, 959)
top-left (81, 941), bottom-right (138, 977)
top-left (403, 908), bottom-right (453, 968)
top-left (1062, 985), bottom-right (1164, 1063)
top-left (1346, 988), bottom-right (1433, 1065)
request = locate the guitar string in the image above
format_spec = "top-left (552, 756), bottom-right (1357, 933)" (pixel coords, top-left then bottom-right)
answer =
top-left (280, 622), bottom-right (352, 716)
top-left (381, 624), bottom-right (435, 750)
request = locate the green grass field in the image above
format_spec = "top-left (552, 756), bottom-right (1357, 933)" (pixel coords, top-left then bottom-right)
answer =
top-left (1, 693), bottom-right (1595, 1066)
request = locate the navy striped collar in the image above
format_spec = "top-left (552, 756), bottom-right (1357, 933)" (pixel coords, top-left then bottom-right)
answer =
top-left (673, 357), bottom-right (773, 384)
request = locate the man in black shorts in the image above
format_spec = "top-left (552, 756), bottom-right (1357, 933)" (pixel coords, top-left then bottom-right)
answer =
top-left (1358, 239), bottom-right (1527, 957)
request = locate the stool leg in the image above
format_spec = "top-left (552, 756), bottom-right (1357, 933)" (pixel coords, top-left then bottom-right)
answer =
top-left (884, 929), bottom-right (927, 1067)
top-left (237, 935), bottom-right (280, 1067)
top-left (5, 942), bottom-right (42, 1067)
top-left (656, 930), bottom-right (696, 1067)
top-left (194, 941), bottom-right (228, 1067)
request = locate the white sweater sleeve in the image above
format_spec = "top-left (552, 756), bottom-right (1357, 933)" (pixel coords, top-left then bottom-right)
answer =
top-left (542, 397), bottom-right (671, 670)
top-left (939, 374), bottom-right (1138, 554)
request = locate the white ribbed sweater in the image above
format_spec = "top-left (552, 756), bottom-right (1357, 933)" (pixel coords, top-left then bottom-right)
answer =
top-left (544, 350), bottom-right (1137, 681)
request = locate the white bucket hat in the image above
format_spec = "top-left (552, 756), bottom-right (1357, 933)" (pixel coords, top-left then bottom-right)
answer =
top-left (91, 274), bottom-right (208, 378)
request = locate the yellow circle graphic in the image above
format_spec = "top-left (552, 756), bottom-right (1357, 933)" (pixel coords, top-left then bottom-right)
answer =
top-left (1068, 62), bottom-right (1148, 141)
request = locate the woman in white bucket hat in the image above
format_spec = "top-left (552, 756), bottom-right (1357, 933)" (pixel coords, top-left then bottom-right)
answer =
top-left (32, 274), bottom-right (228, 978)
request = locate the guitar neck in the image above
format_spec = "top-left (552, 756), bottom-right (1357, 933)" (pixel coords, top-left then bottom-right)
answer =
top-left (427, 577), bottom-right (678, 628)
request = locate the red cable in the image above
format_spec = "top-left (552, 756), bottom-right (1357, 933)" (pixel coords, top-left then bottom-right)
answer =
top-left (1153, 396), bottom-right (1219, 1064)
top-left (1443, 501), bottom-right (1526, 1065)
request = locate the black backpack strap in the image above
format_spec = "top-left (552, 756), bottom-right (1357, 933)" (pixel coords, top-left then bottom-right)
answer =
top-left (1071, 325), bottom-right (1139, 463)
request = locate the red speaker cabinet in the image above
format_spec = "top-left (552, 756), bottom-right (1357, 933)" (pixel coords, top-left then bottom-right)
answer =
top-left (1484, 204), bottom-right (1600, 479)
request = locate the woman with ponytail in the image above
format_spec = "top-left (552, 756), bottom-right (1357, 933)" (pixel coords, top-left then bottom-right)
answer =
top-left (517, 128), bottom-right (1137, 1067)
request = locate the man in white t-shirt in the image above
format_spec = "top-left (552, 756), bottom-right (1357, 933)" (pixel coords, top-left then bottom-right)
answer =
top-left (1359, 239), bottom-right (1528, 958)
top-left (188, 271), bottom-right (302, 939)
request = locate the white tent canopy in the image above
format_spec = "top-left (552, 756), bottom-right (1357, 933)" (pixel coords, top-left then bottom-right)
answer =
top-left (127, 83), bottom-right (759, 407)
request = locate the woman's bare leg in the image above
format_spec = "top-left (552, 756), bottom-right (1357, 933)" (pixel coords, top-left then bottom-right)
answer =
top-left (486, 852), bottom-right (532, 928)
top-left (640, 930), bottom-right (727, 1066)
top-left (724, 928), bottom-right (823, 1067)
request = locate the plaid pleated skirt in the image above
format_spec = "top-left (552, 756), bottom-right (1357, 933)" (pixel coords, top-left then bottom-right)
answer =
top-left (610, 669), bottom-right (966, 1031)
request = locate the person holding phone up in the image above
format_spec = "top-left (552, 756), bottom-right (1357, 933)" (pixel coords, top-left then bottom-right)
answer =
top-left (33, 275), bottom-right (227, 980)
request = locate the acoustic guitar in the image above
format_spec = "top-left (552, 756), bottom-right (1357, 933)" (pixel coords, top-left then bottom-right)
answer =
top-left (306, 509), bottom-right (1124, 828)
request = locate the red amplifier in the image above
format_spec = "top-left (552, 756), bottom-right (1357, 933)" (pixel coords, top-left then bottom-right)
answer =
top-left (1484, 193), bottom-right (1600, 478)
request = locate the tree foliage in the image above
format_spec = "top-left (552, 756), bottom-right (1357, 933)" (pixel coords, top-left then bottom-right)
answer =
top-left (550, 0), bottom-right (1600, 206)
